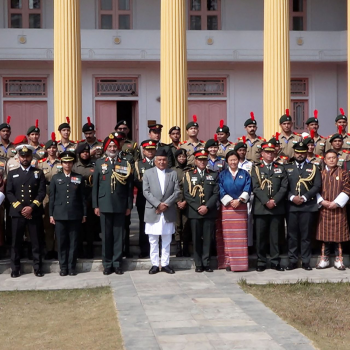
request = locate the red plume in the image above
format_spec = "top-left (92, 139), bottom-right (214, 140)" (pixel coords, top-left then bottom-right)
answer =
top-left (6, 116), bottom-right (11, 124)
top-left (340, 108), bottom-right (345, 116)
top-left (310, 129), bottom-right (315, 139)
top-left (338, 126), bottom-right (343, 134)
top-left (214, 134), bottom-right (218, 142)
top-left (314, 110), bottom-right (318, 119)
top-left (66, 116), bottom-right (70, 124)
top-left (275, 132), bottom-right (280, 140)
top-left (87, 116), bottom-right (91, 126)
top-left (219, 120), bottom-right (224, 128)
top-left (193, 115), bottom-right (197, 123)
top-left (285, 109), bottom-right (290, 117)
top-left (250, 112), bottom-right (255, 120)
top-left (51, 132), bottom-right (56, 141)
top-left (242, 136), bottom-right (246, 143)
top-left (35, 119), bottom-right (39, 128)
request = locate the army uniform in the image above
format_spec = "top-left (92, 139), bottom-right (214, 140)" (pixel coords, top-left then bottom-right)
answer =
top-left (0, 142), bottom-right (16, 159)
top-left (274, 154), bottom-right (289, 165)
top-left (217, 141), bottom-right (235, 158)
top-left (277, 132), bottom-right (301, 159)
top-left (57, 141), bottom-right (76, 155)
top-left (121, 139), bottom-right (140, 162)
top-left (180, 140), bottom-right (205, 166)
top-left (336, 150), bottom-right (350, 167)
top-left (168, 142), bottom-right (180, 166)
top-left (313, 136), bottom-right (327, 156)
top-left (77, 139), bottom-right (103, 161)
top-left (0, 157), bottom-right (6, 248)
top-left (183, 163), bottom-right (219, 270)
top-left (206, 157), bottom-right (227, 172)
top-left (237, 136), bottom-right (265, 163)
top-left (31, 144), bottom-right (46, 160)
top-left (307, 155), bottom-right (324, 170)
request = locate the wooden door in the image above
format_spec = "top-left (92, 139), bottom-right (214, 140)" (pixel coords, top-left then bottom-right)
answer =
top-left (95, 101), bottom-right (117, 139)
top-left (188, 100), bottom-right (227, 141)
top-left (3, 101), bottom-right (48, 138)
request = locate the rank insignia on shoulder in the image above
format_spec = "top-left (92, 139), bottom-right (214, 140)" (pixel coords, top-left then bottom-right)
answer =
top-left (315, 154), bottom-right (324, 159)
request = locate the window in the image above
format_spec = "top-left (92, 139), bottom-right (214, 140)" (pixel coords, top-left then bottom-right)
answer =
top-left (188, 78), bottom-right (226, 97)
top-left (99, 0), bottom-right (132, 29)
top-left (95, 78), bottom-right (138, 96)
top-left (8, 0), bottom-right (41, 28)
top-left (189, 0), bottom-right (221, 30)
top-left (3, 78), bottom-right (47, 97)
top-left (290, 0), bottom-right (306, 31)
top-left (291, 78), bottom-right (308, 131)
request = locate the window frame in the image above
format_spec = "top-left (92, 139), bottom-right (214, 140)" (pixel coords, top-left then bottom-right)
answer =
top-left (291, 77), bottom-right (309, 131)
top-left (289, 0), bottom-right (307, 31)
top-left (188, 0), bottom-right (221, 31)
top-left (8, 0), bottom-right (42, 29)
top-left (3, 77), bottom-right (47, 98)
top-left (98, 0), bottom-right (133, 30)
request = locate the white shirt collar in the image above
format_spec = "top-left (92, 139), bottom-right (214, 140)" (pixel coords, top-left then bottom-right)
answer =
top-left (228, 167), bottom-right (238, 177)
top-left (20, 165), bottom-right (31, 172)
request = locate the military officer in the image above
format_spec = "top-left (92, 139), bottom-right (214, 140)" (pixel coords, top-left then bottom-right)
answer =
top-left (304, 132), bottom-right (324, 170)
top-left (325, 108), bottom-right (350, 151)
top-left (27, 120), bottom-right (46, 160)
top-left (92, 132), bottom-right (133, 275)
top-left (0, 160), bottom-right (6, 255)
top-left (284, 142), bottom-right (322, 271)
top-left (269, 135), bottom-right (289, 165)
top-left (180, 115), bottom-right (205, 166)
top-left (38, 133), bottom-right (62, 260)
top-left (237, 112), bottom-right (265, 163)
top-left (115, 120), bottom-right (140, 162)
top-left (0, 116), bottom-right (16, 159)
top-left (134, 139), bottom-right (156, 258)
top-left (6, 135), bottom-right (35, 173)
top-left (57, 117), bottom-right (77, 154)
top-left (50, 152), bottom-right (87, 276)
top-left (183, 149), bottom-right (219, 272)
top-left (78, 117), bottom-right (103, 161)
top-left (6, 144), bottom-right (46, 278)
top-left (205, 136), bottom-right (227, 172)
top-left (277, 109), bottom-right (301, 158)
top-left (73, 142), bottom-right (97, 258)
top-left (305, 110), bottom-right (326, 156)
top-left (328, 129), bottom-right (350, 167)
top-left (216, 120), bottom-right (235, 158)
top-left (168, 126), bottom-right (181, 165)
top-left (251, 142), bottom-right (288, 272)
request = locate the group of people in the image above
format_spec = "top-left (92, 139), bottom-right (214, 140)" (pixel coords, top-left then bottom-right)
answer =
top-left (0, 106), bottom-right (350, 278)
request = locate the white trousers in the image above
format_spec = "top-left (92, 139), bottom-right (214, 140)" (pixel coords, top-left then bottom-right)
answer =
top-left (148, 234), bottom-right (172, 267)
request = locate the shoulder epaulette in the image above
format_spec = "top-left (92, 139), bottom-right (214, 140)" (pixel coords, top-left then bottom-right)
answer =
top-left (315, 154), bottom-right (324, 159)
top-left (104, 157), bottom-right (109, 162)
top-left (40, 143), bottom-right (45, 147)
top-left (293, 132), bottom-right (300, 136)
top-left (319, 135), bottom-right (325, 139)
top-left (343, 149), bottom-right (350, 154)
top-left (237, 136), bottom-right (243, 141)
top-left (280, 155), bottom-right (289, 160)
top-left (142, 159), bottom-right (146, 163)
top-left (180, 140), bottom-right (187, 145)
top-left (327, 134), bottom-right (333, 139)
top-left (258, 136), bottom-right (266, 141)
top-left (39, 158), bottom-right (47, 163)
top-left (77, 139), bottom-right (85, 143)
top-left (200, 140), bottom-right (205, 143)
top-left (97, 139), bottom-right (103, 142)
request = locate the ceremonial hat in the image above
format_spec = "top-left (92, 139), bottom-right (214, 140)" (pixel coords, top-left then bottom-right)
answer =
top-left (335, 108), bottom-right (347, 122)
top-left (303, 129), bottom-right (315, 146)
top-left (58, 117), bottom-right (71, 131)
top-left (141, 139), bottom-right (157, 149)
top-left (305, 110), bottom-right (319, 125)
top-left (174, 148), bottom-right (187, 158)
top-left (279, 109), bottom-right (292, 124)
top-left (45, 132), bottom-right (58, 149)
top-left (186, 115), bottom-right (199, 130)
top-left (115, 120), bottom-right (129, 130)
top-left (269, 132), bottom-right (280, 146)
top-left (169, 126), bottom-right (180, 134)
top-left (216, 120), bottom-right (229, 133)
top-left (234, 136), bottom-right (247, 151)
top-left (155, 148), bottom-right (168, 157)
top-left (16, 144), bottom-right (34, 156)
top-left (293, 141), bottom-right (308, 153)
top-left (60, 151), bottom-right (75, 162)
top-left (261, 142), bottom-right (276, 152)
top-left (244, 112), bottom-right (257, 127)
top-left (205, 134), bottom-right (219, 149)
top-left (75, 142), bottom-right (90, 155)
top-left (13, 135), bottom-right (28, 145)
top-left (329, 126), bottom-right (343, 143)
top-left (149, 124), bottom-right (163, 133)
top-left (194, 149), bottom-right (209, 159)
top-left (82, 117), bottom-right (95, 133)
top-left (27, 119), bottom-right (40, 135)
top-left (0, 116), bottom-right (11, 131)
top-left (103, 132), bottom-right (126, 152)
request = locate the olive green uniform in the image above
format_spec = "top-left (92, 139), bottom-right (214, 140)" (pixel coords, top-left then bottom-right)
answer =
top-left (277, 133), bottom-right (301, 159)
top-left (217, 141), bottom-right (235, 158)
top-left (237, 136), bottom-right (265, 163)
top-left (77, 139), bottom-right (104, 162)
top-left (122, 139), bottom-right (140, 162)
top-left (180, 140), bottom-right (205, 166)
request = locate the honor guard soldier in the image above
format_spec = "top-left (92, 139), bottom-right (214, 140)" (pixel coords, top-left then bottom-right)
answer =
top-left (27, 120), bottom-right (46, 159)
top-left (6, 135), bottom-right (35, 173)
top-left (305, 110), bottom-right (326, 156)
top-left (6, 144), bottom-right (46, 278)
top-left (328, 127), bottom-right (350, 167)
top-left (304, 131), bottom-right (324, 170)
top-left (278, 109), bottom-right (301, 158)
top-left (238, 112), bottom-right (265, 163)
top-left (206, 135), bottom-right (227, 172)
top-left (325, 108), bottom-right (350, 152)
top-left (115, 120), bottom-right (140, 162)
top-left (38, 133), bottom-right (62, 260)
top-left (57, 117), bottom-right (77, 154)
top-left (134, 139), bottom-right (156, 258)
top-left (270, 134), bottom-right (289, 165)
top-left (78, 117), bottom-right (103, 161)
top-left (180, 115), bottom-right (205, 166)
top-left (216, 120), bottom-right (235, 158)
top-left (183, 149), bottom-right (219, 272)
top-left (168, 126), bottom-right (181, 164)
top-left (92, 132), bottom-right (134, 275)
top-left (251, 142), bottom-right (288, 272)
top-left (284, 142), bottom-right (322, 271)
top-left (73, 143), bottom-right (97, 258)
top-left (49, 152), bottom-right (87, 276)
top-left (0, 160), bottom-right (6, 255)
top-left (0, 116), bottom-right (16, 159)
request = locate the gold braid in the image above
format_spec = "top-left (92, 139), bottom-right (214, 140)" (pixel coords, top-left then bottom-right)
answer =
top-left (111, 162), bottom-right (132, 192)
top-left (135, 161), bottom-right (142, 181)
top-left (296, 164), bottom-right (316, 196)
top-left (254, 165), bottom-right (273, 197)
top-left (186, 172), bottom-right (205, 200)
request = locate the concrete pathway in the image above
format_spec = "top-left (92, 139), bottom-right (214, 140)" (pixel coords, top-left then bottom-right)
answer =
top-left (2, 268), bottom-right (347, 349)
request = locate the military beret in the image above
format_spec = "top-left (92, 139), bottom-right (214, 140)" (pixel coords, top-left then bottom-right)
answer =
top-left (115, 120), bottom-right (129, 130)
top-left (186, 115), bottom-right (199, 130)
top-left (155, 148), bottom-right (168, 157)
top-left (279, 109), bottom-right (292, 124)
top-left (205, 136), bottom-right (219, 149)
top-left (234, 142), bottom-right (247, 151)
top-left (45, 132), bottom-right (58, 149)
top-left (303, 137), bottom-right (313, 146)
top-left (216, 120), bottom-right (229, 133)
top-left (293, 141), bottom-right (308, 153)
top-left (13, 135), bottom-right (28, 145)
top-left (58, 117), bottom-right (71, 131)
top-left (329, 133), bottom-right (343, 143)
top-left (0, 116), bottom-right (11, 131)
top-left (335, 108), bottom-right (347, 122)
top-left (305, 110), bottom-right (319, 125)
top-left (244, 112), bottom-right (257, 127)
top-left (169, 126), bottom-right (180, 134)
top-left (27, 120), bottom-right (40, 135)
top-left (268, 137), bottom-right (280, 146)
top-left (75, 142), bottom-right (90, 155)
top-left (82, 117), bottom-right (95, 133)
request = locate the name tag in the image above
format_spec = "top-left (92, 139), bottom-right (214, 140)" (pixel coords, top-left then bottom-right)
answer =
top-left (274, 168), bottom-right (282, 174)
top-left (13, 174), bottom-right (19, 178)
top-left (71, 176), bottom-right (81, 184)
top-left (34, 171), bottom-right (39, 179)
top-left (306, 168), bottom-right (312, 173)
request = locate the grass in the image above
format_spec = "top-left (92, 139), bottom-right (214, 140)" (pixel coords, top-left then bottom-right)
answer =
top-left (240, 280), bottom-right (350, 350)
top-left (0, 287), bottom-right (123, 350)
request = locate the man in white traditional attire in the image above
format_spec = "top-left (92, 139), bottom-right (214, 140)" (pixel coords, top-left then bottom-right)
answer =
top-left (143, 148), bottom-right (181, 274)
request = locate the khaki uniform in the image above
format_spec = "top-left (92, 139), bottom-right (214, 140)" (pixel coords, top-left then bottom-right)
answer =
top-left (122, 139), bottom-right (140, 162)
top-left (77, 139), bottom-right (104, 162)
top-left (313, 136), bottom-right (327, 156)
top-left (307, 155), bottom-right (324, 170)
top-left (0, 157), bottom-right (6, 246)
top-left (237, 136), bottom-right (265, 163)
top-left (180, 140), bottom-right (205, 166)
top-left (32, 144), bottom-right (46, 159)
top-left (278, 132), bottom-right (301, 159)
top-left (0, 142), bottom-right (16, 159)
top-left (336, 150), bottom-right (350, 167)
top-left (217, 141), bottom-right (235, 158)
top-left (57, 141), bottom-right (76, 155)
top-left (325, 133), bottom-right (350, 152)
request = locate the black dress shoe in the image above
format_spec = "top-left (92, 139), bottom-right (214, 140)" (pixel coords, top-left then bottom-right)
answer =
top-left (11, 270), bottom-right (20, 278)
top-left (34, 269), bottom-right (44, 277)
top-left (103, 268), bottom-right (113, 275)
top-left (302, 263), bottom-right (312, 271)
top-left (286, 263), bottom-right (298, 271)
top-left (204, 267), bottom-right (213, 272)
top-left (270, 263), bottom-right (285, 271)
top-left (161, 265), bottom-right (175, 274)
top-left (60, 270), bottom-right (68, 276)
top-left (256, 266), bottom-right (266, 272)
top-left (149, 266), bottom-right (160, 274)
top-left (115, 267), bottom-right (124, 275)
top-left (195, 266), bottom-right (204, 273)
top-left (69, 270), bottom-right (77, 276)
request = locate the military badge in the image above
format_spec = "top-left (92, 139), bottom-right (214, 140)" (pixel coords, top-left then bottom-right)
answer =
top-left (34, 171), bottom-right (39, 179)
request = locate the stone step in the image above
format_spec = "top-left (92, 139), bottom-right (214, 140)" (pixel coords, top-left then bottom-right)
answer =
top-left (1, 254), bottom-right (349, 274)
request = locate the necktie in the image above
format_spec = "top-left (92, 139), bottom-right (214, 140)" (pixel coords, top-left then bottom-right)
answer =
top-left (298, 164), bottom-right (302, 174)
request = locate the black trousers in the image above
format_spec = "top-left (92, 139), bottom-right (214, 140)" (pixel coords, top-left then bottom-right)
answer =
top-left (190, 218), bottom-right (214, 267)
top-left (56, 220), bottom-right (81, 271)
top-left (100, 212), bottom-right (125, 269)
top-left (123, 214), bottom-right (131, 255)
top-left (287, 211), bottom-right (314, 264)
top-left (11, 216), bottom-right (43, 271)
top-left (255, 214), bottom-right (284, 266)
top-left (137, 206), bottom-right (149, 255)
